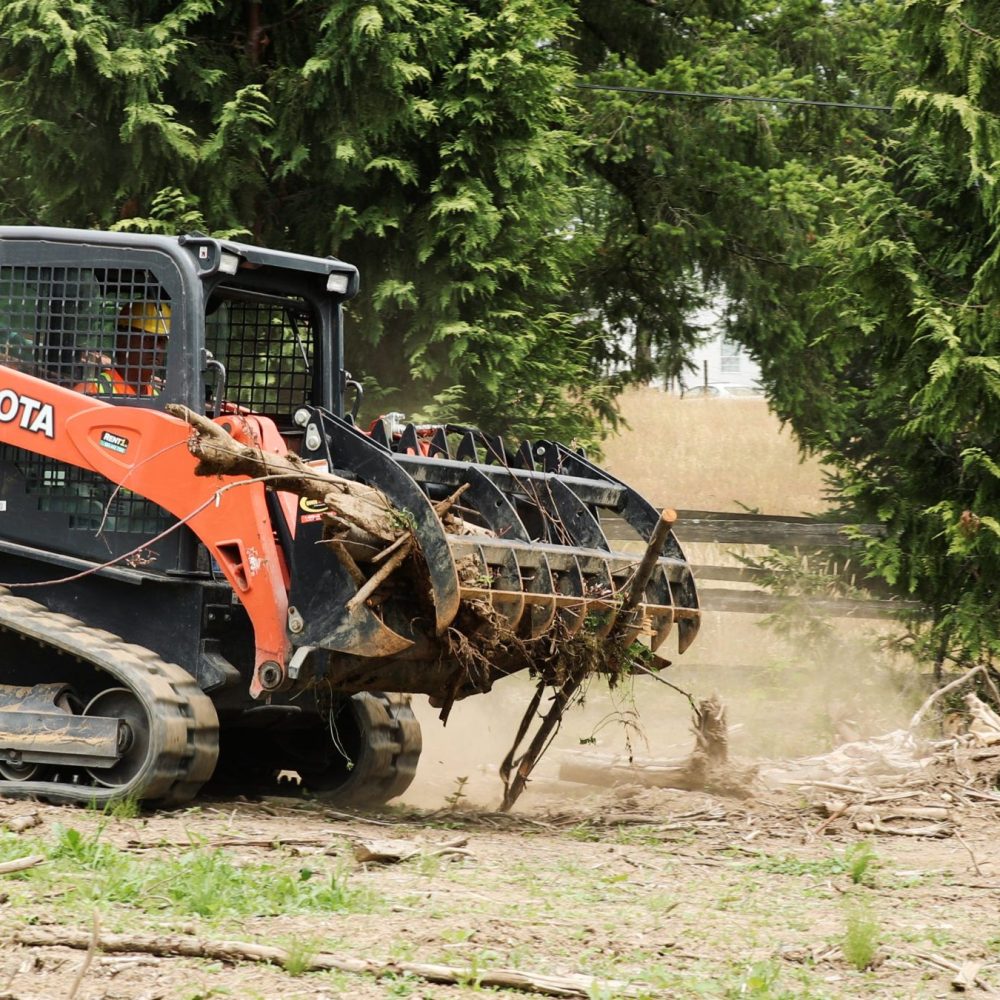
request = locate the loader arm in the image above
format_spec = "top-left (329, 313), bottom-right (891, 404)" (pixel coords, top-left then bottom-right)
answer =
top-left (0, 366), bottom-right (291, 698)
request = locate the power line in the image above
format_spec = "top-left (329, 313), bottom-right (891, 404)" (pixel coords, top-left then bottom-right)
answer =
top-left (576, 82), bottom-right (893, 113)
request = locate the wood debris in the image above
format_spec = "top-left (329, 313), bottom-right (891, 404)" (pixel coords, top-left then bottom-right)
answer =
top-left (966, 693), bottom-right (1000, 746)
top-left (909, 951), bottom-right (995, 993)
top-left (557, 697), bottom-right (755, 798)
top-left (14, 926), bottom-right (647, 999)
top-left (351, 835), bottom-right (470, 865)
top-left (0, 855), bottom-right (44, 875)
top-left (4, 813), bottom-right (40, 834)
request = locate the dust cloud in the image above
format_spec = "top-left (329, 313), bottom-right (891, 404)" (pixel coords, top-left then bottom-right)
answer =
top-left (400, 610), bottom-right (919, 810)
top-left (400, 392), bottom-right (919, 810)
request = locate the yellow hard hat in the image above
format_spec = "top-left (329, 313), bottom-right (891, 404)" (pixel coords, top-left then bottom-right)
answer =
top-left (119, 301), bottom-right (171, 336)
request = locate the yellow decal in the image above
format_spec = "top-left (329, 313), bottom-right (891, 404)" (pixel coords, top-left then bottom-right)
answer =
top-left (299, 497), bottom-right (329, 514)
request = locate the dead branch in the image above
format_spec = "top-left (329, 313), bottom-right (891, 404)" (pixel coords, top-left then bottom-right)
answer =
top-left (66, 913), bottom-right (99, 1000)
top-left (909, 951), bottom-right (994, 993)
top-left (619, 508), bottom-right (676, 617)
top-left (0, 854), bottom-right (45, 874)
top-left (853, 819), bottom-right (952, 838)
top-left (346, 539), bottom-right (413, 612)
top-left (166, 404), bottom-right (401, 542)
top-left (433, 482), bottom-right (472, 518)
top-left (14, 927), bottom-right (644, 998)
top-left (909, 663), bottom-right (987, 730)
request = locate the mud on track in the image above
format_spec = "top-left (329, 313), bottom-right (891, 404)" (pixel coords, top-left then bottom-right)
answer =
top-left (0, 765), bottom-right (998, 1000)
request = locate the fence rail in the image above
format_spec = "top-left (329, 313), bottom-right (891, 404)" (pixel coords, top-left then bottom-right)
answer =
top-left (605, 508), bottom-right (919, 620)
top-left (604, 508), bottom-right (879, 548)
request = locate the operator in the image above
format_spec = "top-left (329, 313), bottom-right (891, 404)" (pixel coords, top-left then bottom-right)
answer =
top-left (75, 301), bottom-right (170, 396)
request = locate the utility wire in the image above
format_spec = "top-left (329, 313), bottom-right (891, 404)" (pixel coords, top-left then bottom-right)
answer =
top-left (576, 82), bottom-right (893, 113)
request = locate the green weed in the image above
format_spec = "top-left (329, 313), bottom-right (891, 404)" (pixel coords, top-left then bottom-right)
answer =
top-left (50, 824), bottom-right (116, 869)
top-left (746, 851), bottom-right (847, 879)
top-left (382, 971), bottom-right (421, 996)
top-left (735, 961), bottom-right (784, 998)
top-left (613, 824), bottom-right (663, 846)
top-left (444, 775), bottom-right (469, 809)
top-left (842, 901), bottom-right (880, 971)
top-left (280, 935), bottom-right (322, 976)
top-left (746, 842), bottom-right (879, 885)
top-left (98, 794), bottom-right (142, 820)
top-left (842, 841), bottom-right (879, 886)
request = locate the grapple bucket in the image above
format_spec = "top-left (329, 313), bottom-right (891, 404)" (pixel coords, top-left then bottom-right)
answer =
top-left (287, 409), bottom-right (700, 698)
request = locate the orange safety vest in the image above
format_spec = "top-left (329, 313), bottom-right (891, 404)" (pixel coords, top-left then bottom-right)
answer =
top-left (75, 370), bottom-right (157, 397)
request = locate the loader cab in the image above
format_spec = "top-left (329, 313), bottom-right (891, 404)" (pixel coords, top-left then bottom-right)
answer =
top-left (0, 228), bottom-right (357, 572)
top-left (195, 239), bottom-right (357, 437)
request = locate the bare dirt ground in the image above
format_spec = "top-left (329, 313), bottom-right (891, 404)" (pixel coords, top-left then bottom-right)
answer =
top-left (0, 733), bottom-right (998, 1000)
top-left (1, 393), bottom-right (975, 1000)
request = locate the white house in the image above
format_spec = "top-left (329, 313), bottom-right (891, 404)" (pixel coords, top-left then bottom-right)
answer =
top-left (677, 333), bottom-right (762, 395)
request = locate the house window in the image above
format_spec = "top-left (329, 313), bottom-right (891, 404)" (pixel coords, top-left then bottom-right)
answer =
top-left (720, 336), bottom-right (742, 374)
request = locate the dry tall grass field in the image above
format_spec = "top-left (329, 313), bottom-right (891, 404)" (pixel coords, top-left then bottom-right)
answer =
top-left (601, 388), bottom-right (832, 515)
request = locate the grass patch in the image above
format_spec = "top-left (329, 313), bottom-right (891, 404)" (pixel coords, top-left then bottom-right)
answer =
top-left (13, 825), bottom-right (380, 923)
top-left (843, 841), bottom-right (879, 886)
top-left (745, 841), bottom-right (879, 885)
top-left (279, 935), bottom-right (323, 976)
top-left (842, 900), bottom-right (881, 971)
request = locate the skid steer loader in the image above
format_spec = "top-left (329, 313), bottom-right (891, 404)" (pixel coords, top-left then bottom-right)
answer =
top-left (0, 227), bottom-right (699, 807)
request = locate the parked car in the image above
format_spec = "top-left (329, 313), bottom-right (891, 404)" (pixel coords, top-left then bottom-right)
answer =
top-left (680, 383), bottom-right (763, 399)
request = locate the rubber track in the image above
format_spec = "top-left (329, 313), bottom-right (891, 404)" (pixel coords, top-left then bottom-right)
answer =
top-left (0, 588), bottom-right (219, 806)
top-left (297, 693), bottom-right (421, 806)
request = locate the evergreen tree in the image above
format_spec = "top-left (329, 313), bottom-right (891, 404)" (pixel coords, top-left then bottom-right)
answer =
top-left (753, 0), bottom-right (1000, 667)
top-left (565, 0), bottom-right (900, 385)
top-left (0, 0), bottom-right (602, 441)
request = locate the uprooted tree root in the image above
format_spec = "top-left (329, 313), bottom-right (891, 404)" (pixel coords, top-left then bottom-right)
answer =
top-left (440, 592), bottom-right (664, 810)
top-left (557, 696), bottom-right (757, 800)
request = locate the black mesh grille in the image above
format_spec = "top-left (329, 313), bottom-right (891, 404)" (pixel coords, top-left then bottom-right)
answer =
top-left (0, 445), bottom-right (173, 536)
top-left (0, 263), bottom-right (175, 545)
top-left (0, 265), bottom-right (170, 397)
top-left (206, 296), bottom-right (314, 415)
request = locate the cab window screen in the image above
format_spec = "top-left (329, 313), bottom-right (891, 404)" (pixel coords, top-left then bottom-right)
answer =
top-left (205, 295), bottom-right (313, 416)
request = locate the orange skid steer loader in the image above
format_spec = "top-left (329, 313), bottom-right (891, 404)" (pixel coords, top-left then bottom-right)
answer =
top-left (0, 228), bottom-right (699, 807)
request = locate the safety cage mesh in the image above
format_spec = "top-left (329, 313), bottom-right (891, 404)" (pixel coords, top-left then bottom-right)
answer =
top-left (0, 264), bottom-right (174, 542)
top-left (205, 294), bottom-right (315, 417)
top-left (0, 265), bottom-right (170, 396)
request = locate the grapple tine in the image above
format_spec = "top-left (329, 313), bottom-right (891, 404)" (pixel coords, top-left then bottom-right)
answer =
top-left (512, 440), bottom-right (536, 471)
top-left (555, 556), bottom-right (586, 636)
top-left (370, 417), bottom-right (390, 449)
top-left (302, 412), bottom-right (461, 636)
top-left (678, 616), bottom-right (699, 653)
top-left (483, 545), bottom-right (525, 629)
top-left (544, 477), bottom-right (608, 551)
top-left (398, 423), bottom-right (421, 455)
top-left (429, 425), bottom-right (450, 459)
top-left (651, 604), bottom-right (675, 650)
top-left (457, 468), bottom-right (537, 631)
top-left (456, 431), bottom-right (479, 463)
top-left (523, 552), bottom-right (557, 638)
top-left (483, 434), bottom-right (507, 465)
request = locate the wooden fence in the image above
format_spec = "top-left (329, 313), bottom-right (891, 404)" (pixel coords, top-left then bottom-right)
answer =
top-left (605, 508), bottom-right (920, 620)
